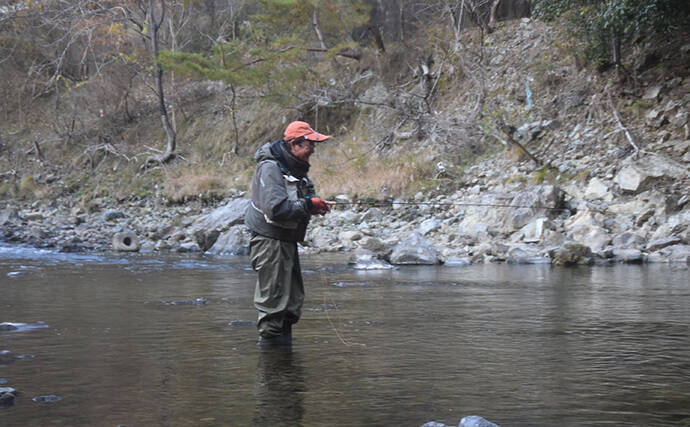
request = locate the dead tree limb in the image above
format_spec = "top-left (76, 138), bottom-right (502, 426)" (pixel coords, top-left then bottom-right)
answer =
top-left (496, 119), bottom-right (542, 166)
top-left (306, 47), bottom-right (363, 61)
top-left (607, 92), bottom-right (642, 158)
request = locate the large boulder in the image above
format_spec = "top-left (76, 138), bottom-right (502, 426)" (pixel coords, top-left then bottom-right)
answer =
top-left (389, 232), bottom-right (440, 265)
top-left (505, 244), bottom-right (550, 264)
top-left (206, 226), bottom-right (249, 255)
top-left (564, 209), bottom-right (611, 252)
top-left (614, 155), bottom-right (689, 193)
top-left (191, 198), bottom-right (250, 251)
top-left (503, 185), bottom-right (565, 231)
top-left (612, 231), bottom-right (646, 249)
top-left (552, 243), bottom-right (594, 266)
top-left (584, 177), bottom-right (613, 201)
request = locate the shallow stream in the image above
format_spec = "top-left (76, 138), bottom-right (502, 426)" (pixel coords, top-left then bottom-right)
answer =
top-left (1, 244), bottom-right (689, 426)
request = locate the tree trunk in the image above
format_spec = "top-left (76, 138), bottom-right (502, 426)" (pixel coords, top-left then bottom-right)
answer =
top-left (312, 5), bottom-right (327, 50)
top-left (488, 0), bottom-right (501, 31)
top-left (145, 0), bottom-right (176, 167)
top-left (367, 24), bottom-right (385, 53)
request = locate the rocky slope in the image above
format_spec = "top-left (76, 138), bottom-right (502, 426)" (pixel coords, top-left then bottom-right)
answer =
top-left (1, 18), bottom-right (689, 266)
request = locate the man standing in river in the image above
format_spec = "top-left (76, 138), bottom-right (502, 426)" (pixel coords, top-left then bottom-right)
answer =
top-left (244, 121), bottom-right (333, 347)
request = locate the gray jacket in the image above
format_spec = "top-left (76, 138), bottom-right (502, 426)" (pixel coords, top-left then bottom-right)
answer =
top-left (244, 141), bottom-right (315, 242)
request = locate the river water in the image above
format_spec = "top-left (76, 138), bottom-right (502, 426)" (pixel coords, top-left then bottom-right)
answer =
top-left (1, 243), bottom-right (689, 426)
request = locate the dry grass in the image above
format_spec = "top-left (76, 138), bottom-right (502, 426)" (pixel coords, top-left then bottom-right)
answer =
top-left (310, 138), bottom-right (436, 200)
top-left (163, 170), bottom-right (228, 203)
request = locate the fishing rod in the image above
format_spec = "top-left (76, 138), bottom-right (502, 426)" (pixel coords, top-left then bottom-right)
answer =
top-left (329, 200), bottom-right (571, 211)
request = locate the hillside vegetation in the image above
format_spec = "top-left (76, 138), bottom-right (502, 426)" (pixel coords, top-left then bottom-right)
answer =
top-left (0, 0), bottom-right (688, 207)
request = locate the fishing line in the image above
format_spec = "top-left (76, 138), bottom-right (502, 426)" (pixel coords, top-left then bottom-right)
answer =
top-left (319, 271), bottom-right (366, 348)
top-left (333, 201), bottom-right (570, 211)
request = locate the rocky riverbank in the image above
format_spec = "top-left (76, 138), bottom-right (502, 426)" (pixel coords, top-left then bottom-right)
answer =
top-left (1, 151), bottom-right (689, 266)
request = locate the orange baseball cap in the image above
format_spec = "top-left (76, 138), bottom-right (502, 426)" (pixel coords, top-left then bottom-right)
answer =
top-left (284, 121), bottom-right (331, 142)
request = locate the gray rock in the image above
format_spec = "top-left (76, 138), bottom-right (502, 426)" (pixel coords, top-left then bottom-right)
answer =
top-left (0, 208), bottom-right (19, 225)
top-left (350, 251), bottom-right (394, 270)
top-left (552, 243), bottom-right (594, 266)
top-left (421, 422), bottom-right (447, 427)
top-left (0, 387), bottom-right (16, 406)
top-left (505, 185), bottom-right (564, 230)
top-left (390, 232), bottom-right (440, 265)
top-left (0, 350), bottom-right (13, 363)
top-left (585, 178), bottom-right (613, 201)
top-left (653, 244), bottom-right (690, 263)
top-left (177, 242), bottom-right (201, 253)
top-left (206, 227), bottom-right (248, 255)
top-left (459, 415), bottom-right (500, 427)
top-left (612, 232), bottom-right (646, 249)
top-left (565, 209), bottom-right (611, 252)
top-left (505, 245), bottom-right (550, 264)
top-left (613, 248), bottom-right (644, 263)
top-left (519, 217), bottom-right (549, 243)
top-left (193, 229), bottom-right (220, 252)
top-left (103, 210), bottom-right (125, 221)
top-left (614, 156), bottom-right (689, 193)
top-left (647, 236), bottom-right (683, 252)
top-left (339, 230), bottom-right (362, 245)
top-left (357, 236), bottom-right (387, 254)
top-left (419, 219), bottom-right (441, 235)
top-left (191, 198), bottom-right (250, 251)
top-left (642, 84), bottom-right (663, 100)
top-left (444, 256), bottom-right (472, 266)
top-left (32, 394), bottom-right (61, 403)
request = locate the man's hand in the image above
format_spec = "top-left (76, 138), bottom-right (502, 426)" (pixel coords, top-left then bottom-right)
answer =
top-left (309, 197), bottom-right (333, 215)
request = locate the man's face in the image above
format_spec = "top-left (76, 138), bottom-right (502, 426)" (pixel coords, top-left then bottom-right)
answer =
top-left (290, 139), bottom-right (315, 163)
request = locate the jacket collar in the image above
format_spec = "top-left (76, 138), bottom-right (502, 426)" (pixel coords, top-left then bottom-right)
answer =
top-left (270, 140), bottom-right (310, 178)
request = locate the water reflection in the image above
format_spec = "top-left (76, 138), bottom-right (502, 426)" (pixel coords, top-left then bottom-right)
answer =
top-left (254, 348), bottom-right (305, 426)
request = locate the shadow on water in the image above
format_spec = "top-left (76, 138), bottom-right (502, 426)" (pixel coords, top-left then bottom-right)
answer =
top-left (1, 243), bottom-right (689, 426)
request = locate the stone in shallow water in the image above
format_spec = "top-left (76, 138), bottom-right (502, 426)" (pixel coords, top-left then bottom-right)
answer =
top-left (32, 394), bottom-right (61, 403)
top-left (0, 388), bottom-right (16, 406)
top-left (163, 298), bottom-right (209, 306)
top-left (460, 415), bottom-right (500, 427)
top-left (6, 271), bottom-right (26, 277)
top-left (228, 320), bottom-right (257, 327)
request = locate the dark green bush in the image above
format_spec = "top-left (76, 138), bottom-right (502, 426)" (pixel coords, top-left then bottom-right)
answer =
top-left (533, 0), bottom-right (690, 67)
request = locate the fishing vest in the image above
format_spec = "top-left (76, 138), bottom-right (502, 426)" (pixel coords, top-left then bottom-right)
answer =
top-left (251, 161), bottom-right (303, 229)
top-left (245, 159), bottom-right (314, 242)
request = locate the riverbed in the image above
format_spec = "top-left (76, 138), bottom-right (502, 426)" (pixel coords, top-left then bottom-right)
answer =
top-left (1, 244), bottom-right (689, 426)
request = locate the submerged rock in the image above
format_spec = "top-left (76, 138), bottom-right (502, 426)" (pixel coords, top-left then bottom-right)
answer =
top-left (163, 298), bottom-right (209, 306)
top-left (32, 394), bottom-right (61, 403)
top-left (228, 320), bottom-right (257, 327)
top-left (0, 350), bottom-right (13, 363)
top-left (460, 415), bottom-right (500, 427)
top-left (350, 251), bottom-right (393, 270)
top-left (0, 322), bottom-right (49, 332)
top-left (0, 387), bottom-right (17, 406)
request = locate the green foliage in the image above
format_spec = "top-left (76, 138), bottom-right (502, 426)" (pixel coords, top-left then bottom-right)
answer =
top-left (159, 0), bottom-right (370, 103)
top-left (533, 0), bottom-right (690, 66)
